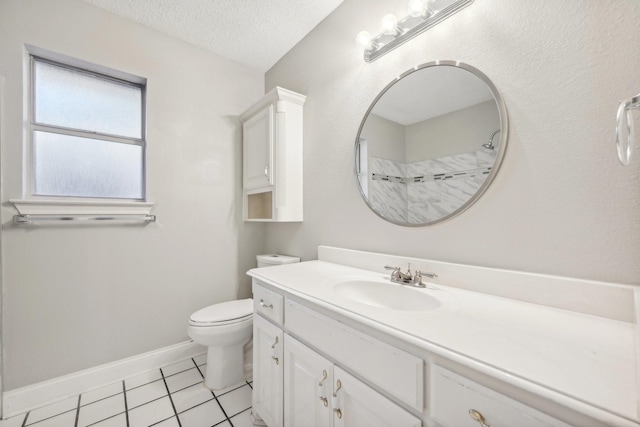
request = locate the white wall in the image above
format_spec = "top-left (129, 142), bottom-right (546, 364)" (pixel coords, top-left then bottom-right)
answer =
top-left (361, 113), bottom-right (406, 162)
top-left (405, 101), bottom-right (500, 162)
top-left (264, 0), bottom-right (640, 285)
top-left (0, 0), bottom-right (265, 390)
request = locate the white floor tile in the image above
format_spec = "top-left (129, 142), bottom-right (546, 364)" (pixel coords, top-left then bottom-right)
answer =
top-left (229, 409), bottom-right (253, 427)
top-left (90, 413), bottom-right (127, 427)
top-left (126, 379), bottom-right (168, 409)
top-left (192, 354), bottom-right (207, 366)
top-left (125, 369), bottom-right (163, 390)
top-left (161, 359), bottom-right (197, 377)
top-left (177, 400), bottom-right (226, 427)
top-left (151, 416), bottom-right (180, 427)
top-left (171, 383), bottom-right (214, 414)
top-left (77, 394), bottom-right (125, 427)
top-left (28, 410), bottom-right (76, 427)
top-left (212, 381), bottom-right (248, 398)
top-left (0, 414), bottom-right (27, 427)
top-left (81, 382), bottom-right (123, 406)
top-left (127, 396), bottom-right (175, 427)
top-left (217, 385), bottom-right (252, 418)
top-left (27, 396), bottom-right (78, 425)
top-left (165, 368), bottom-right (203, 393)
top-left (3, 356), bottom-right (254, 427)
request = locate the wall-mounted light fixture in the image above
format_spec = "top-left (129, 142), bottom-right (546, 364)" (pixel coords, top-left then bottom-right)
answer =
top-left (356, 0), bottom-right (473, 62)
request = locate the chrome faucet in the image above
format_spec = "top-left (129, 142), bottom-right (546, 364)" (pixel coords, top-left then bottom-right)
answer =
top-left (384, 264), bottom-right (437, 288)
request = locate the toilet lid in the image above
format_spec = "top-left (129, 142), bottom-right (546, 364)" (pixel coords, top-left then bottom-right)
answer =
top-left (189, 298), bottom-right (253, 324)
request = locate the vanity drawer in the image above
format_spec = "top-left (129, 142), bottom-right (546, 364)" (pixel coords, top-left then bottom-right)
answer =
top-left (285, 299), bottom-right (424, 412)
top-left (253, 282), bottom-right (284, 325)
top-left (430, 366), bottom-right (570, 427)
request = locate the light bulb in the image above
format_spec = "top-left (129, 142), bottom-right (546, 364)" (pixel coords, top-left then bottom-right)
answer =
top-left (380, 14), bottom-right (398, 35)
top-left (356, 31), bottom-right (373, 50)
top-left (408, 0), bottom-right (434, 18)
top-left (408, 0), bottom-right (427, 17)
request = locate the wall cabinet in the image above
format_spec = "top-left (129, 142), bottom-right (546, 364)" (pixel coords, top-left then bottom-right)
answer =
top-left (240, 87), bottom-right (305, 222)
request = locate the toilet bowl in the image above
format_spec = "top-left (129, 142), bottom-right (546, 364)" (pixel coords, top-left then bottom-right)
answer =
top-left (187, 298), bottom-right (253, 390)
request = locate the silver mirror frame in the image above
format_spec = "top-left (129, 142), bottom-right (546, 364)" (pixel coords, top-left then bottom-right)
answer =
top-left (354, 60), bottom-right (508, 227)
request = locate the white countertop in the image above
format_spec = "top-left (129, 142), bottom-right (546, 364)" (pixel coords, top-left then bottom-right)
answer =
top-left (248, 259), bottom-right (638, 426)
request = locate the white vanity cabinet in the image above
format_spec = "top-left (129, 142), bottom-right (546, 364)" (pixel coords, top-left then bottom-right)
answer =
top-left (240, 87), bottom-right (305, 222)
top-left (252, 281), bottom-right (421, 427)
top-left (252, 279), bottom-right (589, 427)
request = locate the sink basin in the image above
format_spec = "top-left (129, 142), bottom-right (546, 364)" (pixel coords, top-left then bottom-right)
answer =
top-left (332, 278), bottom-right (444, 311)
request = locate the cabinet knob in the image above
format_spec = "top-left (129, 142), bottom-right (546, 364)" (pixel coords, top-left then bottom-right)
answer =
top-left (271, 336), bottom-right (279, 349)
top-left (318, 370), bottom-right (328, 386)
top-left (333, 379), bottom-right (342, 398)
top-left (264, 164), bottom-right (270, 178)
top-left (259, 299), bottom-right (273, 309)
top-left (469, 409), bottom-right (491, 427)
top-left (334, 408), bottom-right (342, 419)
top-left (319, 396), bottom-right (329, 407)
top-left (272, 356), bottom-right (279, 365)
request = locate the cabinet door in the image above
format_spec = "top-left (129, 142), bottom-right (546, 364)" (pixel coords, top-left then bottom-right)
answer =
top-left (253, 315), bottom-right (283, 427)
top-left (243, 105), bottom-right (274, 190)
top-left (333, 367), bottom-right (421, 427)
top-left (283, 335), bottom-right (333, 427)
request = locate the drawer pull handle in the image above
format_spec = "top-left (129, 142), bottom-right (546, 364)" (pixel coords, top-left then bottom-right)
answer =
top-left (319, 396), bottom-right (328, 407)
top-left (318, 370), bottom-right (328, 386)
top-left (259, 299), bottom-right (273, 309)
top-left (271, 336), bottom-right (279, 349)
top-left (334, 408), bottom-right (342, 419)
top-left (469, 409), bottom-right (491, 427)
top-left (333, 379), bottom-right (342, 398)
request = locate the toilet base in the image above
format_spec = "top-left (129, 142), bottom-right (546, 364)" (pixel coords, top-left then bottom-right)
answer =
top-left (204, 342), bottom-right (246, 390)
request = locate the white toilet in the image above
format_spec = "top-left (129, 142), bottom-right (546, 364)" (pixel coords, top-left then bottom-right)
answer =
top-left (188, 299), bottom-right (253, 390)
top-left (188, 254), bottom-right (300, 390)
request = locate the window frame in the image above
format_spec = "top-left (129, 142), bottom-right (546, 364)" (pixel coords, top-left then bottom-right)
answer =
top-left (27, 49), bottom-right (147, 202)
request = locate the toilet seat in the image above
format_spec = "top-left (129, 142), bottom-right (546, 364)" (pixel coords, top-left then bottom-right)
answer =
top-left (189, 298), bottom-right (253, 327)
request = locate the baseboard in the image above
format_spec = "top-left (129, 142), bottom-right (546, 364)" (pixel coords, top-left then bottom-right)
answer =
top-left (3, 340), bottom-right (204, 419)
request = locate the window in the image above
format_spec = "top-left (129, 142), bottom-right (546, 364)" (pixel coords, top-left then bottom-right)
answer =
top-left (30, 55), bottom-right (146, 200)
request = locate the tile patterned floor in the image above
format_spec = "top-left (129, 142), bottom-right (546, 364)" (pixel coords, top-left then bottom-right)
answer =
top-left (1, 354), bottom-right (254, 427)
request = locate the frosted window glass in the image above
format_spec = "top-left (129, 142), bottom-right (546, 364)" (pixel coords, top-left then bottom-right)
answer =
top-left (34, 131), bottom-right (143, 199)
top-left (34, 60), bottom-right (142, 139)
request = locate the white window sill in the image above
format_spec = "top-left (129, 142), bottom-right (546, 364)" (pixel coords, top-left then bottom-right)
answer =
top-left (10, 199), bottom-right (154, 216)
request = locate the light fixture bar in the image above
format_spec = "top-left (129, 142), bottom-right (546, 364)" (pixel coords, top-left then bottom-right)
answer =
top-left (364, 0), bottom-right (473, 63)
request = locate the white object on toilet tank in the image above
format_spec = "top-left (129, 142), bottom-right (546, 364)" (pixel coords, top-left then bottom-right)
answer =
top-left (257, 254), bottom-right (300, 268)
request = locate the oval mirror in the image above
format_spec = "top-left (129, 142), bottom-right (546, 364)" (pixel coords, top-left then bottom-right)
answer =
top-left (355, 61), bottom-right (508, 226)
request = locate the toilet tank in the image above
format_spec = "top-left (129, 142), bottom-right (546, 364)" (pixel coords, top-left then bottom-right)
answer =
top-left (257, 254), bottom-right (300, 268)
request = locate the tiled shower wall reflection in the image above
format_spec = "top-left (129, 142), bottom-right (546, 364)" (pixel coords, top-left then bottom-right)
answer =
top-left (369, 150), bottom-right (497, 224)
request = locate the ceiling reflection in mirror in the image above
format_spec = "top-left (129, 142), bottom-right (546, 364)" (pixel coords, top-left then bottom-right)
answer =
top-left (355, 61), bottom-right (507, 226)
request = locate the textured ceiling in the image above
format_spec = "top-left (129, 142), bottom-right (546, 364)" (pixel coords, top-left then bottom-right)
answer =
top-left (80, 0), bottom-right (344, 72)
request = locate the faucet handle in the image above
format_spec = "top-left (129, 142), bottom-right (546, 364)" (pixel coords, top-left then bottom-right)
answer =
top-left (415, 270), bottom-right (438, 279)
top-left (384, 265), bottom-right (401, 271)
